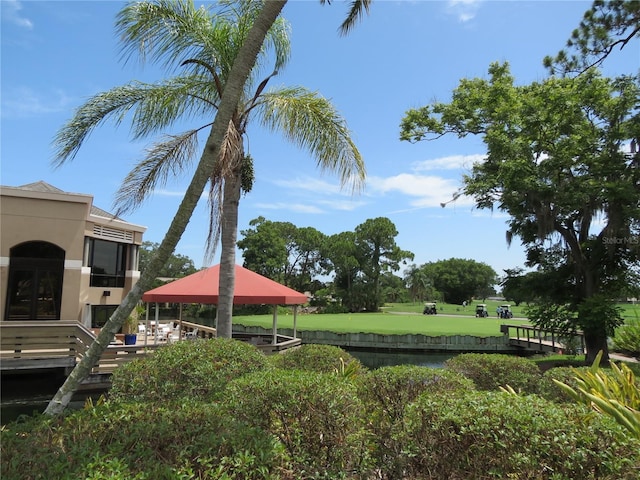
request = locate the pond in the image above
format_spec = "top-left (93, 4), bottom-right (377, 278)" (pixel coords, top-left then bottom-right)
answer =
top-left (1, 373), bottom-right (98, 425)
top-left (345, 348), bottom-right (456, 369)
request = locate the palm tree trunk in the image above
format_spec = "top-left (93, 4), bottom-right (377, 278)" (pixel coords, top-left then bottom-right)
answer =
top-left (217, 168), bottom-right (242, 338)
top-left (44, 0), bottom-right (288, 416)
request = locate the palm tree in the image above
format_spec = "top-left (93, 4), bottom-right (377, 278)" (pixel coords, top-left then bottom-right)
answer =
top-left (109, 0), bottom-right (364, 336)
top-left (46, 0), bottom-right (369, 415)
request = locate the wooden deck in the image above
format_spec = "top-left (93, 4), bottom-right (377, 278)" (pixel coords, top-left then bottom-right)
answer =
top-left (1, 321), bottom-right (301, 382)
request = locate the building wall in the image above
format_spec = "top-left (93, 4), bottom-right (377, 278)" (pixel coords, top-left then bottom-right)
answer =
top-left (1, 185), bottom-right (146, 324)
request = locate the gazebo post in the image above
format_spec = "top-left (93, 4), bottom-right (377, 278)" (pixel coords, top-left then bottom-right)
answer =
top-left (293, 305), bottom-right (298, 339)
top-left (272, 305), bottom-right (278, 345)
top-left (178, 303), bottom-right (183, 339)
top-left (144, 304), bottom-right (149, 346)
top-left (154, 302), bottom-right (160, 344)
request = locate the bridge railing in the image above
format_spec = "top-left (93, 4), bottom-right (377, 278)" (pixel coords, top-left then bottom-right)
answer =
top-left (500, 324), bottom-right (584, 354)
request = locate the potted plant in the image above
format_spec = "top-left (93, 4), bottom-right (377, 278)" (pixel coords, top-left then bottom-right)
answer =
top-left (123, 305), bottom-right (144, 345)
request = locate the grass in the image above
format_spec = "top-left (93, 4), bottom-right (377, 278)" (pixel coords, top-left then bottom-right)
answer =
top-left (233, 309), bottom-right (517, 337)
top-left (232, 301), bottom-right (638, 337)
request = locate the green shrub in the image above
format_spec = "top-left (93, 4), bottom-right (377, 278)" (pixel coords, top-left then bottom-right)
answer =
top-left (397, 391), bottom-right (640, 479)
top-left (357, 365), bottom-right (474, 477)
top-left (109, 338), bottom-right (269, 403)
top-left (613, 317), bottom-right (640, 357)
top-left (538, 366), bottom-right (592, 403)
top-left (269, 343), bottom-right (365, 376)
top-left (444, 353), bottom-right (541, 393)
top-left (225, 369), bottom-right (368, 477)
top-left (0, 402), bottom-right (283, 480)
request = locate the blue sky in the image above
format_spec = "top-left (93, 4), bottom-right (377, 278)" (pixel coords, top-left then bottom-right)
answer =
top-left (2, 0), bottom-right (638, 278)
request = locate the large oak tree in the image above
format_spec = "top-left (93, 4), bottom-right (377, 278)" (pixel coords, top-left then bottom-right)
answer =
top-left (400, 63), bottom-right (639, 364)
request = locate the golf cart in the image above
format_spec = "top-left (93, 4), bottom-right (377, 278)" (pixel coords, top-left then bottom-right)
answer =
top-left (475, 304), bottom-right (489, 317)
top-left (500, 304), bottom-right (513, 319)
top-left (423, 302), bottom-right (438, 315)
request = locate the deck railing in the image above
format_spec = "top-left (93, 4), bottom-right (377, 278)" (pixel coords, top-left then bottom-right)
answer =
top-left (0, 321), bottom-right (159, 374)
top-left (1, 320), bottom-right (300, 378)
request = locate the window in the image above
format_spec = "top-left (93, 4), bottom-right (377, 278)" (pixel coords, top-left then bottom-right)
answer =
top-left (88, 238), bottom-right (126, 287)
top-left (91, 305), bottom-right (118, 329)
top-left (5, 241), bottom-right (64, 321)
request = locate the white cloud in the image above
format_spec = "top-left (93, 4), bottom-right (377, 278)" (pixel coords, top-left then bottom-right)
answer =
top-left (317, 198), bottom-right (368, 211)
top-left (412, 154), bottom-right (484, 172)
top-left (270, 176), bottom-right (345, 196)
top-left (446, 0), bottom-right (482, 23)
top-left (367, 173), bottom-right (474, 208)
top-left (254, 202), bottom-right (325, 214)
top-left (1, 87), bottom-right (71, 118)
top-left (2, 0), bottom-right (33, 29)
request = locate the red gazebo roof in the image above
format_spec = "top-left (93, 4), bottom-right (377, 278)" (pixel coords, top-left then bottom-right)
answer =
top-left (141, 264), bottom-right (308, 305)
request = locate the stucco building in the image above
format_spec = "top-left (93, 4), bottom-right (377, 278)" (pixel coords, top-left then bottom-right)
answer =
top-left (0, 181), bottom-right (146, 328)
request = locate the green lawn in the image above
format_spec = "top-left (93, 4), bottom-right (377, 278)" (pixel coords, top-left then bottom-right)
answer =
top-left (234, 310), bottom-right (515, 337)
top-left (232, 301), bottom-right (638, 337)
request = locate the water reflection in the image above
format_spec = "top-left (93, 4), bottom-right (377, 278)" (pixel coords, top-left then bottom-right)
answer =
top-left (1, 373), bottom-right (96, 425)
top-left (346, 349), bottom-right (455, 369)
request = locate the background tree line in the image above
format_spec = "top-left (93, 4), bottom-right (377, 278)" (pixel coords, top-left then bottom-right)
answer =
top-left (237, 216), bottom-right (499, 311)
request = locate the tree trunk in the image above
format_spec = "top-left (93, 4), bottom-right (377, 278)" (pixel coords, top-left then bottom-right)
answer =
top-left (216, 169), bottom-right (242, 338)
top-left (584, 329), bottom-right (610, 365)
top-left (44, 0), bottom-right (287, 416)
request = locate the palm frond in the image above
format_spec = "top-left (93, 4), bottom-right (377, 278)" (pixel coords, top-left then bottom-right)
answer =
top-left (52, 83), bottom-right (147, 166)
top-left (320, 0), bottom-right (371, 36)
top-left (52, 78), bottom-right (215, 166)
top-left (116, 0), bottom-right (215, 71)
top-left (128, 76), bottom-right (219, 139)
top-left (117, 0), bottom-right (289, 96)
top-left (204, 177), bottom-right (224, 262)
top-left (257, 87), bottom-right (366, 193)
top-left (113, 129), bottom-right (200, 214)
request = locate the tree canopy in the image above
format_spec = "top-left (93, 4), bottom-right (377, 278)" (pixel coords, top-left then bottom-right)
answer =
top-left (418, 258), bottom-right (498, 305)
top-left (238, 216), bottom-right (414, 312)
top-left (238, 216), bottom-right (328, 293)
top-left (139, 241), bottom-right (198, 283)
top-left (400, 62), bottom-right (640, 363)
top-left (544, 0), bottom-right (640, 76)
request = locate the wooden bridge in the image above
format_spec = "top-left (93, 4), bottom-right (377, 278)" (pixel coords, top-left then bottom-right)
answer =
top-left (500, 324), bottom-right (585, 354)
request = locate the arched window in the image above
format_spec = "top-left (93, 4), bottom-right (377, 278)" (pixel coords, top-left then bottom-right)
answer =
top-left (4, 241), bottom-right (65, 320)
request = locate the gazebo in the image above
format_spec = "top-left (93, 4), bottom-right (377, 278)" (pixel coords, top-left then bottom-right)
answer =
top-left (141, 264), bottom-right (307, 350)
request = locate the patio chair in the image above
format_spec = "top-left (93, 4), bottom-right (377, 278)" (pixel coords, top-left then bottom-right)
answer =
top-left (167, 327), bottom-right (182, 343)
top-left (157, 324), bottom-right (172, 342)
top-left (185, 327), bottom-right (199, 340)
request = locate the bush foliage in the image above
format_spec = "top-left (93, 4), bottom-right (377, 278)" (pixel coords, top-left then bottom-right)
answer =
top-left (357, 365), bottom-right (474, 477)
top-left (224, 369), bottom-right (367, 477)
top-left (398, 391), bottom-right (640, 479)
top-left (444, 352), bottom-right (542, 392)
top-left (613, 317), bottom-right (640, 357)
top-left (109, 338), bottom-right (269, 403)
top-left (268, 343), bottom-right (364, 376)
top-left (3, 347), bottom-right (640, 479)
top-left (1, 402), bottom-right (282, 480)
